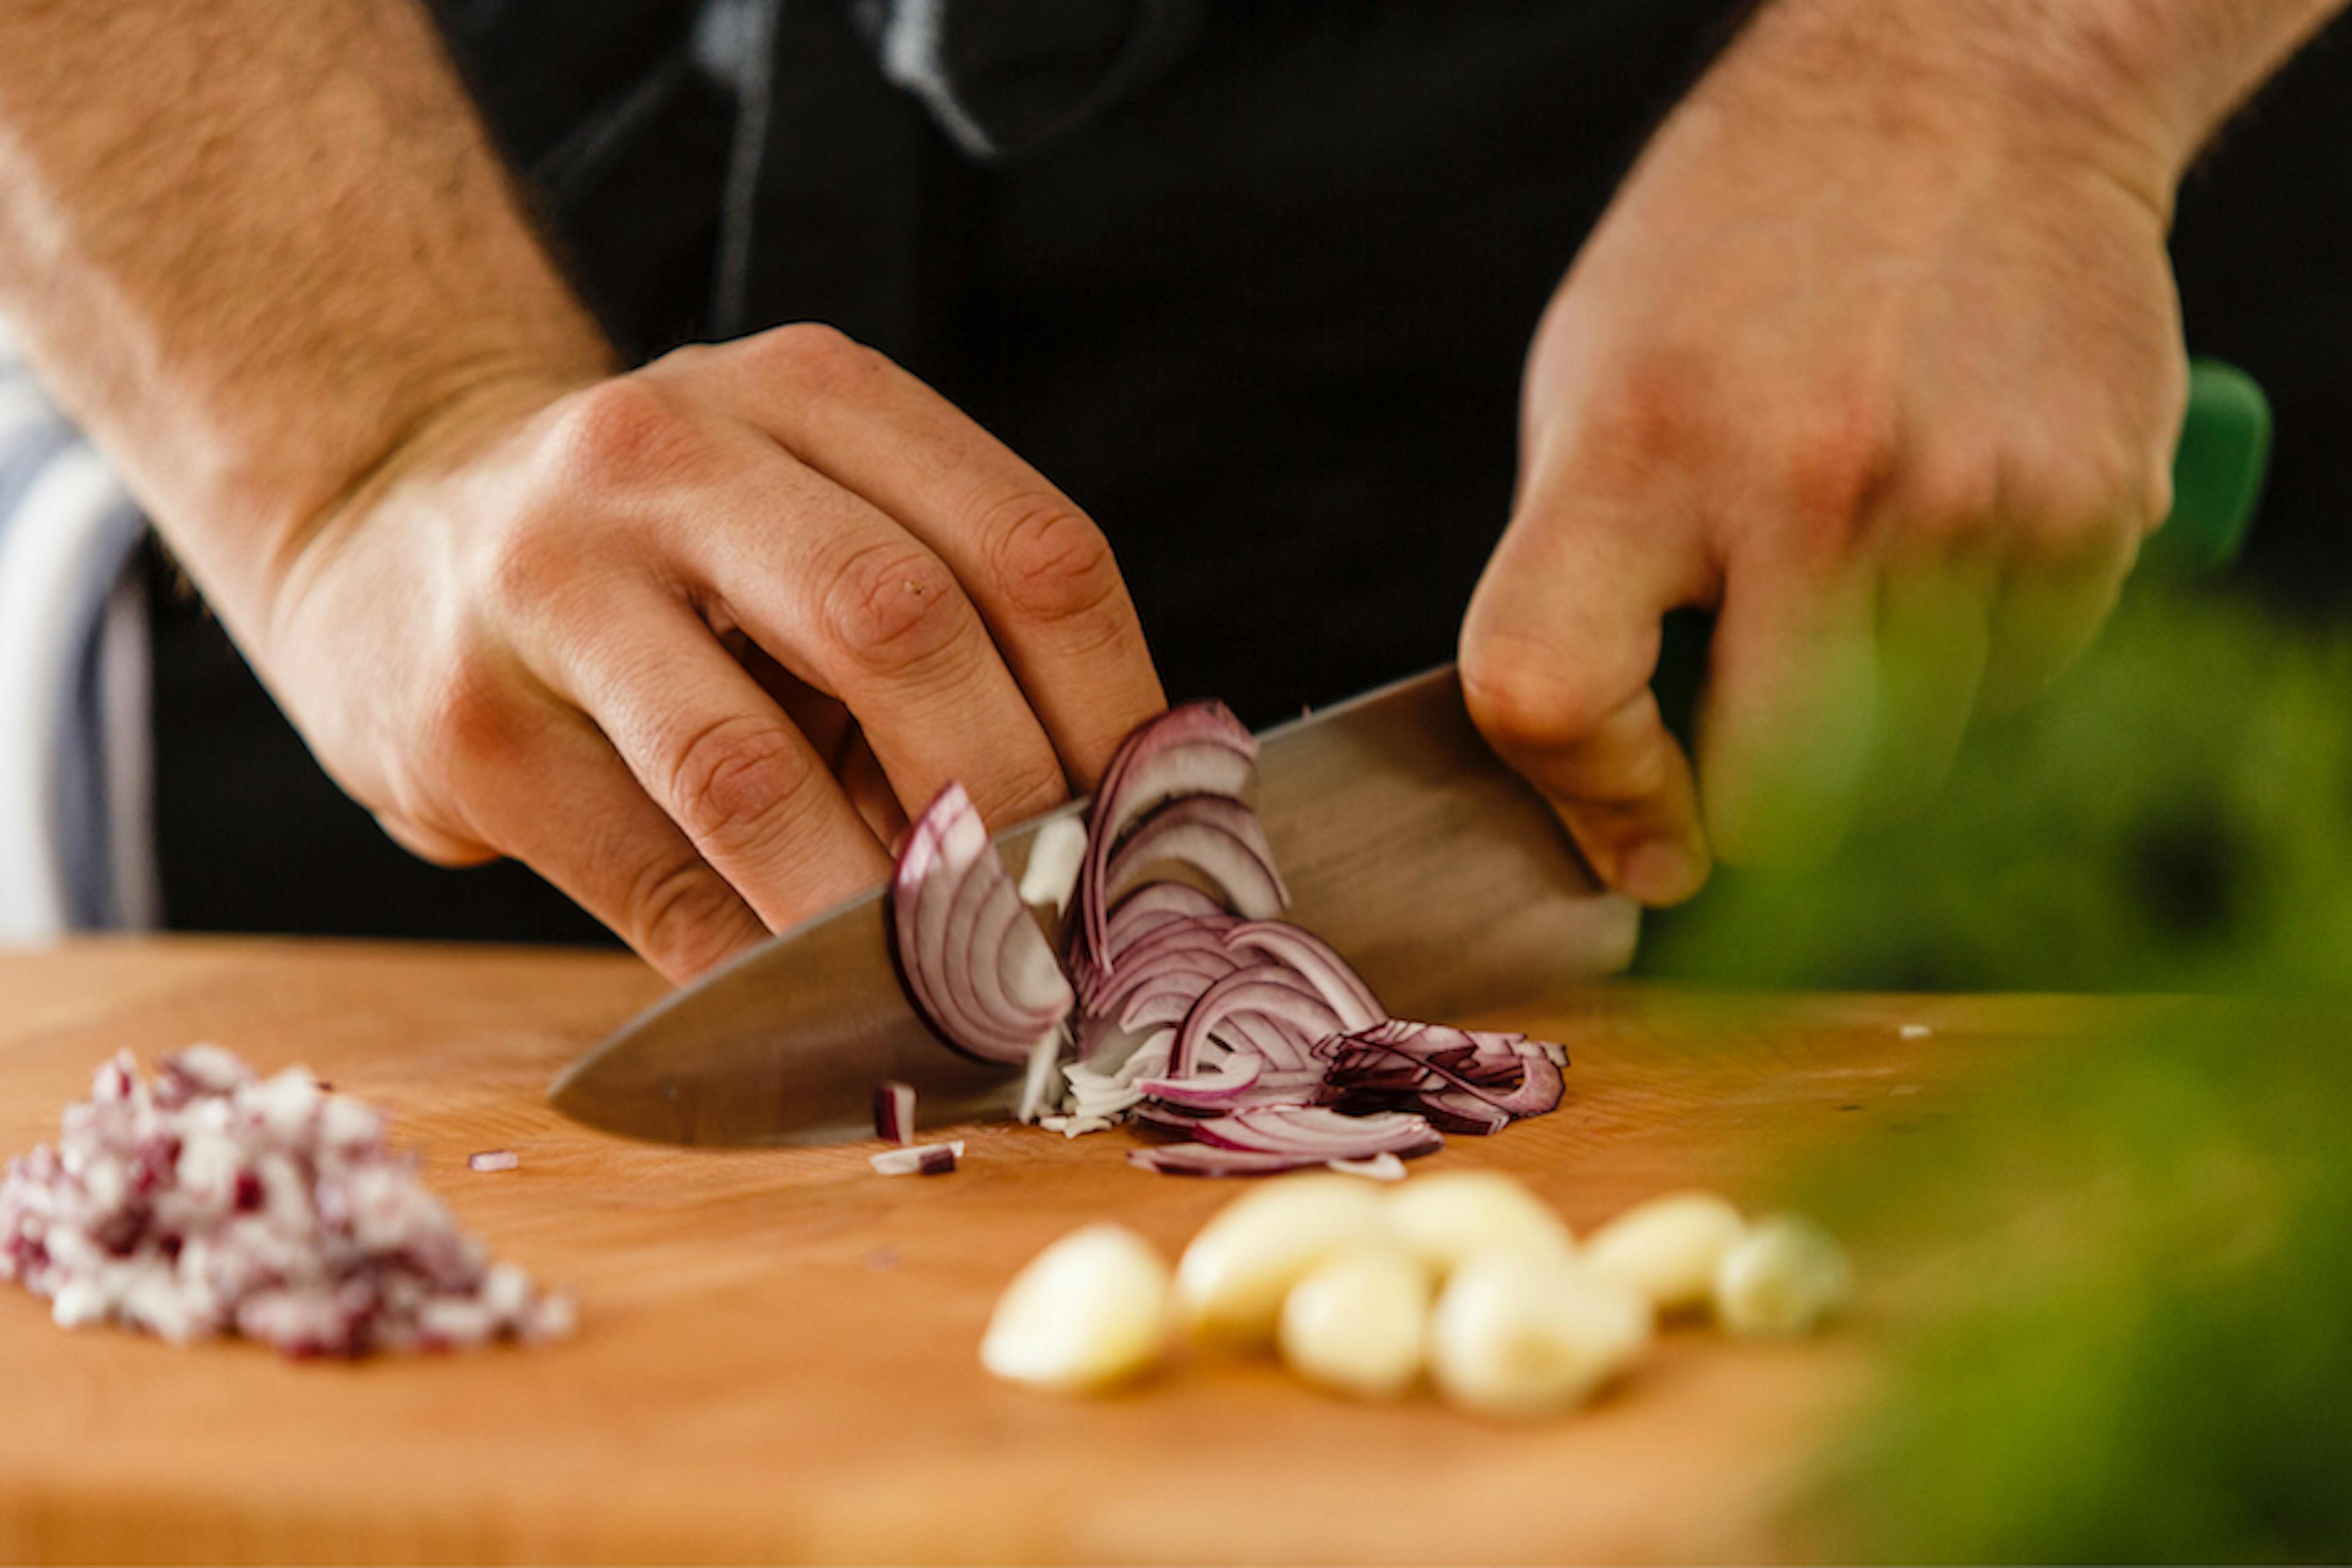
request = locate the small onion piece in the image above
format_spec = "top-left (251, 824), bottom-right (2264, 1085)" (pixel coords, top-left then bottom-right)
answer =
top-left (1326, 1153), bottom-right (1408, 1182)
top-left (467, 1149), bottom-right (519, 1174)
top-left (870, 1141), bottom-right (965, 1177)
top-left (872, 1081), bottom-right (916, 1145)
top-left (1016, 815), bottom-right (1090, 913)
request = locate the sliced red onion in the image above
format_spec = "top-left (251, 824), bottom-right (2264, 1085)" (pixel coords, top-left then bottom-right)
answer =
top-left (1136, 1049), bottom-right (1265, 1108)
top-left (1170, 967), bottom-right (1341, 1077)
top-left (872, 1080), bottom-right (916, 1145)
top-left (1102, 883), bottom-right (1232, 957)
top-left (1125, 1144), bottom-right (1335, 1177)
top-left (1404, 1090), bottom-right (1513, 1136)
top-left (892, 782), bottom-right (1076, 1068)
top-left (1101, 796), bottom-right (1288, 920)
top-left (1, 1049), bottom-right (571, 1357)
top-left (1223, 921), bottom-right (1385, 1030)
top-left (1319, 1019), bottom-right (1567, 1120)
top-left (869, 1140), bottom-right (964, 1177)
top-left (1189, 1106), bottom-right (1442, 1159)
top-left (1077, 701), bottom-right (1258, 957)
top-left (884, 700), bottom-right (1580, 1176)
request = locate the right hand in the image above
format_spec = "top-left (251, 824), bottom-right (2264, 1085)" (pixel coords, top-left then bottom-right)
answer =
top-left (257, 323), bottom-right (1165, 981)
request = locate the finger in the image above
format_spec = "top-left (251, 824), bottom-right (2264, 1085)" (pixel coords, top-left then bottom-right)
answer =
top-left (675, 450), bottom-right (1072, 834)
top-left (1460, 496), bottom-right (1713, 905)
top-left (471, 715), bottom-right (772, 983)
top-left (1860, 556), bottom-right (1992, 824)
top-left (1697, 552), bottom-right (1880, 868)
top-left (693, 325), bottom-right (1165, 788)
top-left (836, 726), bottom-right (910, 850)
top-left (545, 589), bottom-right (895, 934)
top-left (1978, 545), bottom-right (2136, 717)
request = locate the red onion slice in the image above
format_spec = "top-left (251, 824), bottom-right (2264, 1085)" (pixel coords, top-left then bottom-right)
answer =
top-left (1170, 967), bottom-right (1338, 1077)
top-left (891, 782), bottom-right (1076, 1068)
top-left (1077, 701), bottom-right (1257, 957)
top-left (467, 1150), bottom-right (519, 1173)
top-left (1136, 1049), bottom-right (1266, 1108)
top-left (1125, 1144), bottom-right (1334, 1177)
top-left (1102, 883), bottom-right (1232, 957)
top-left (1190, 1107), bottom-right (1442, 1159)
top-left (1222, 921), bottom-right (1385, 1030)
top-left (1404, 1090), bottom-right (1514, 1136)
top-left (1101, 796), bottom-right (1288, 921)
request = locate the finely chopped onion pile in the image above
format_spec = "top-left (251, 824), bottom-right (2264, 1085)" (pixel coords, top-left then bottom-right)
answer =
top-left (888, 701), bottom-right (1570, 1174)
top-left (0, 1047), bottom-right (571, 1356)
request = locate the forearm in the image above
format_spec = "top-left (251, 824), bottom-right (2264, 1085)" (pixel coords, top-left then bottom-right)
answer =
top-left (1709, 0), bottom-right (2348, 205)
top-left (0, 0), bottom-right (609, 635)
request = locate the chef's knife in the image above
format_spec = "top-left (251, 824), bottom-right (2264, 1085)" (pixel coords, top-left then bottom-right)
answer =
top-left (549, 666), bottom-right (1643, 1145)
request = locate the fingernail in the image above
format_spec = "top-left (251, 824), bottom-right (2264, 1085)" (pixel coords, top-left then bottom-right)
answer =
top-left (1616, 837), bottom-right (1709, 906)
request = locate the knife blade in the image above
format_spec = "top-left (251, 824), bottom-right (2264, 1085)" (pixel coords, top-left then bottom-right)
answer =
top-left (547, 664), bottom-right (1640, 1145)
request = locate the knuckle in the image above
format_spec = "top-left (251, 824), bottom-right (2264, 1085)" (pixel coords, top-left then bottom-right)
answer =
top-left (1460, 635), bottom-right (1608, 754)
top-left (1899, 445), bottom-right (2004, 543)
top-left (625, 857), bottom-right (755, 980)
top-left (1566, 356), bottom-right (1714, 490)
top-left (663, 712), bottom-right (824, 856)
top-left (482, 506), bottom-right (580, 621)
top-left (2008, 445), bottom-right (2147, 562)
top-left (1777, 402), bottom-right (1902, 554)
top-left (969, 759), bottom-right (1070, 827)
top-left (420, 650), bottom-right (527, 779)
top-left (755, 321), bottom-right (878, 393)
top-left (544, 377), bottom-right (710, 490)
top-left (981, 496), bottom-right (1127, 629)
top-left (819, 538), bottom-right (974, 678)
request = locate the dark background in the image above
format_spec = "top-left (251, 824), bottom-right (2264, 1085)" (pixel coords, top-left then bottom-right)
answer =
top-left (149, 0), bottom-right (2352, 947)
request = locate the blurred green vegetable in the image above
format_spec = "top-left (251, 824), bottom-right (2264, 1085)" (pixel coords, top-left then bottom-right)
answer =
top-left (1638, 582), bottom-right (2352, 1561)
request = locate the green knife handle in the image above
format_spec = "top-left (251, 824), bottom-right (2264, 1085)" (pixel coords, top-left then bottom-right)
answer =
top-left (1651, 358), bottom-right (2269, 732)
top-left (2143, 357), bottom-right (2271, 574)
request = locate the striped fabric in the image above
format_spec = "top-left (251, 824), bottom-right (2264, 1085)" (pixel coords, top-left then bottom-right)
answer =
top-left (0, 356), bottom-right (157, 941)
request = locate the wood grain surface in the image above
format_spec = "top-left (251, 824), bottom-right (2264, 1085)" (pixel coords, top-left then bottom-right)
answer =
top-left (0, 938), bottom-right (2085, 1564)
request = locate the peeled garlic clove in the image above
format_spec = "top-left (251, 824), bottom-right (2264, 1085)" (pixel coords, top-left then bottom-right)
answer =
top-left (1581, 1190), bottom-right (1746, 1313)
top-left (1714, 1213), bottom-right (1851, 1337)
top-left (1278, 1245), bottom-right (1430, 1400)
top-left (1177, 1174), bottom-right (1389, 1346)
top-left (982, 1223), bottom-right (1173, 1392)
top-left (1430, 1252), bottom-right (1652, 1418)
top-left (1385, 1169), bottom-right (1574, 1276)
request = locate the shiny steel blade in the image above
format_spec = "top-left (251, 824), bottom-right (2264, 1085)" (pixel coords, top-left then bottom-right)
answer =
top-left (548, 665), bottom-right (1640, 1145)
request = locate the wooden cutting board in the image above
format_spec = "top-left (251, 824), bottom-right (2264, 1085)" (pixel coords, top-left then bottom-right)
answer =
top-left (0, 938), bottom-right (2079, 1564)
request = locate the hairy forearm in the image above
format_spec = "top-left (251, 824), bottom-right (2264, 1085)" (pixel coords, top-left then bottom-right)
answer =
top-left (0, 0), bottom-right (609, 629)
top-left (1714, 0), bottom-right (2348, 206)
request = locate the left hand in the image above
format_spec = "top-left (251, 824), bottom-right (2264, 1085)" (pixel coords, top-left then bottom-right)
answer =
top-left (1458, 12), bottom-right (2192, 903)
